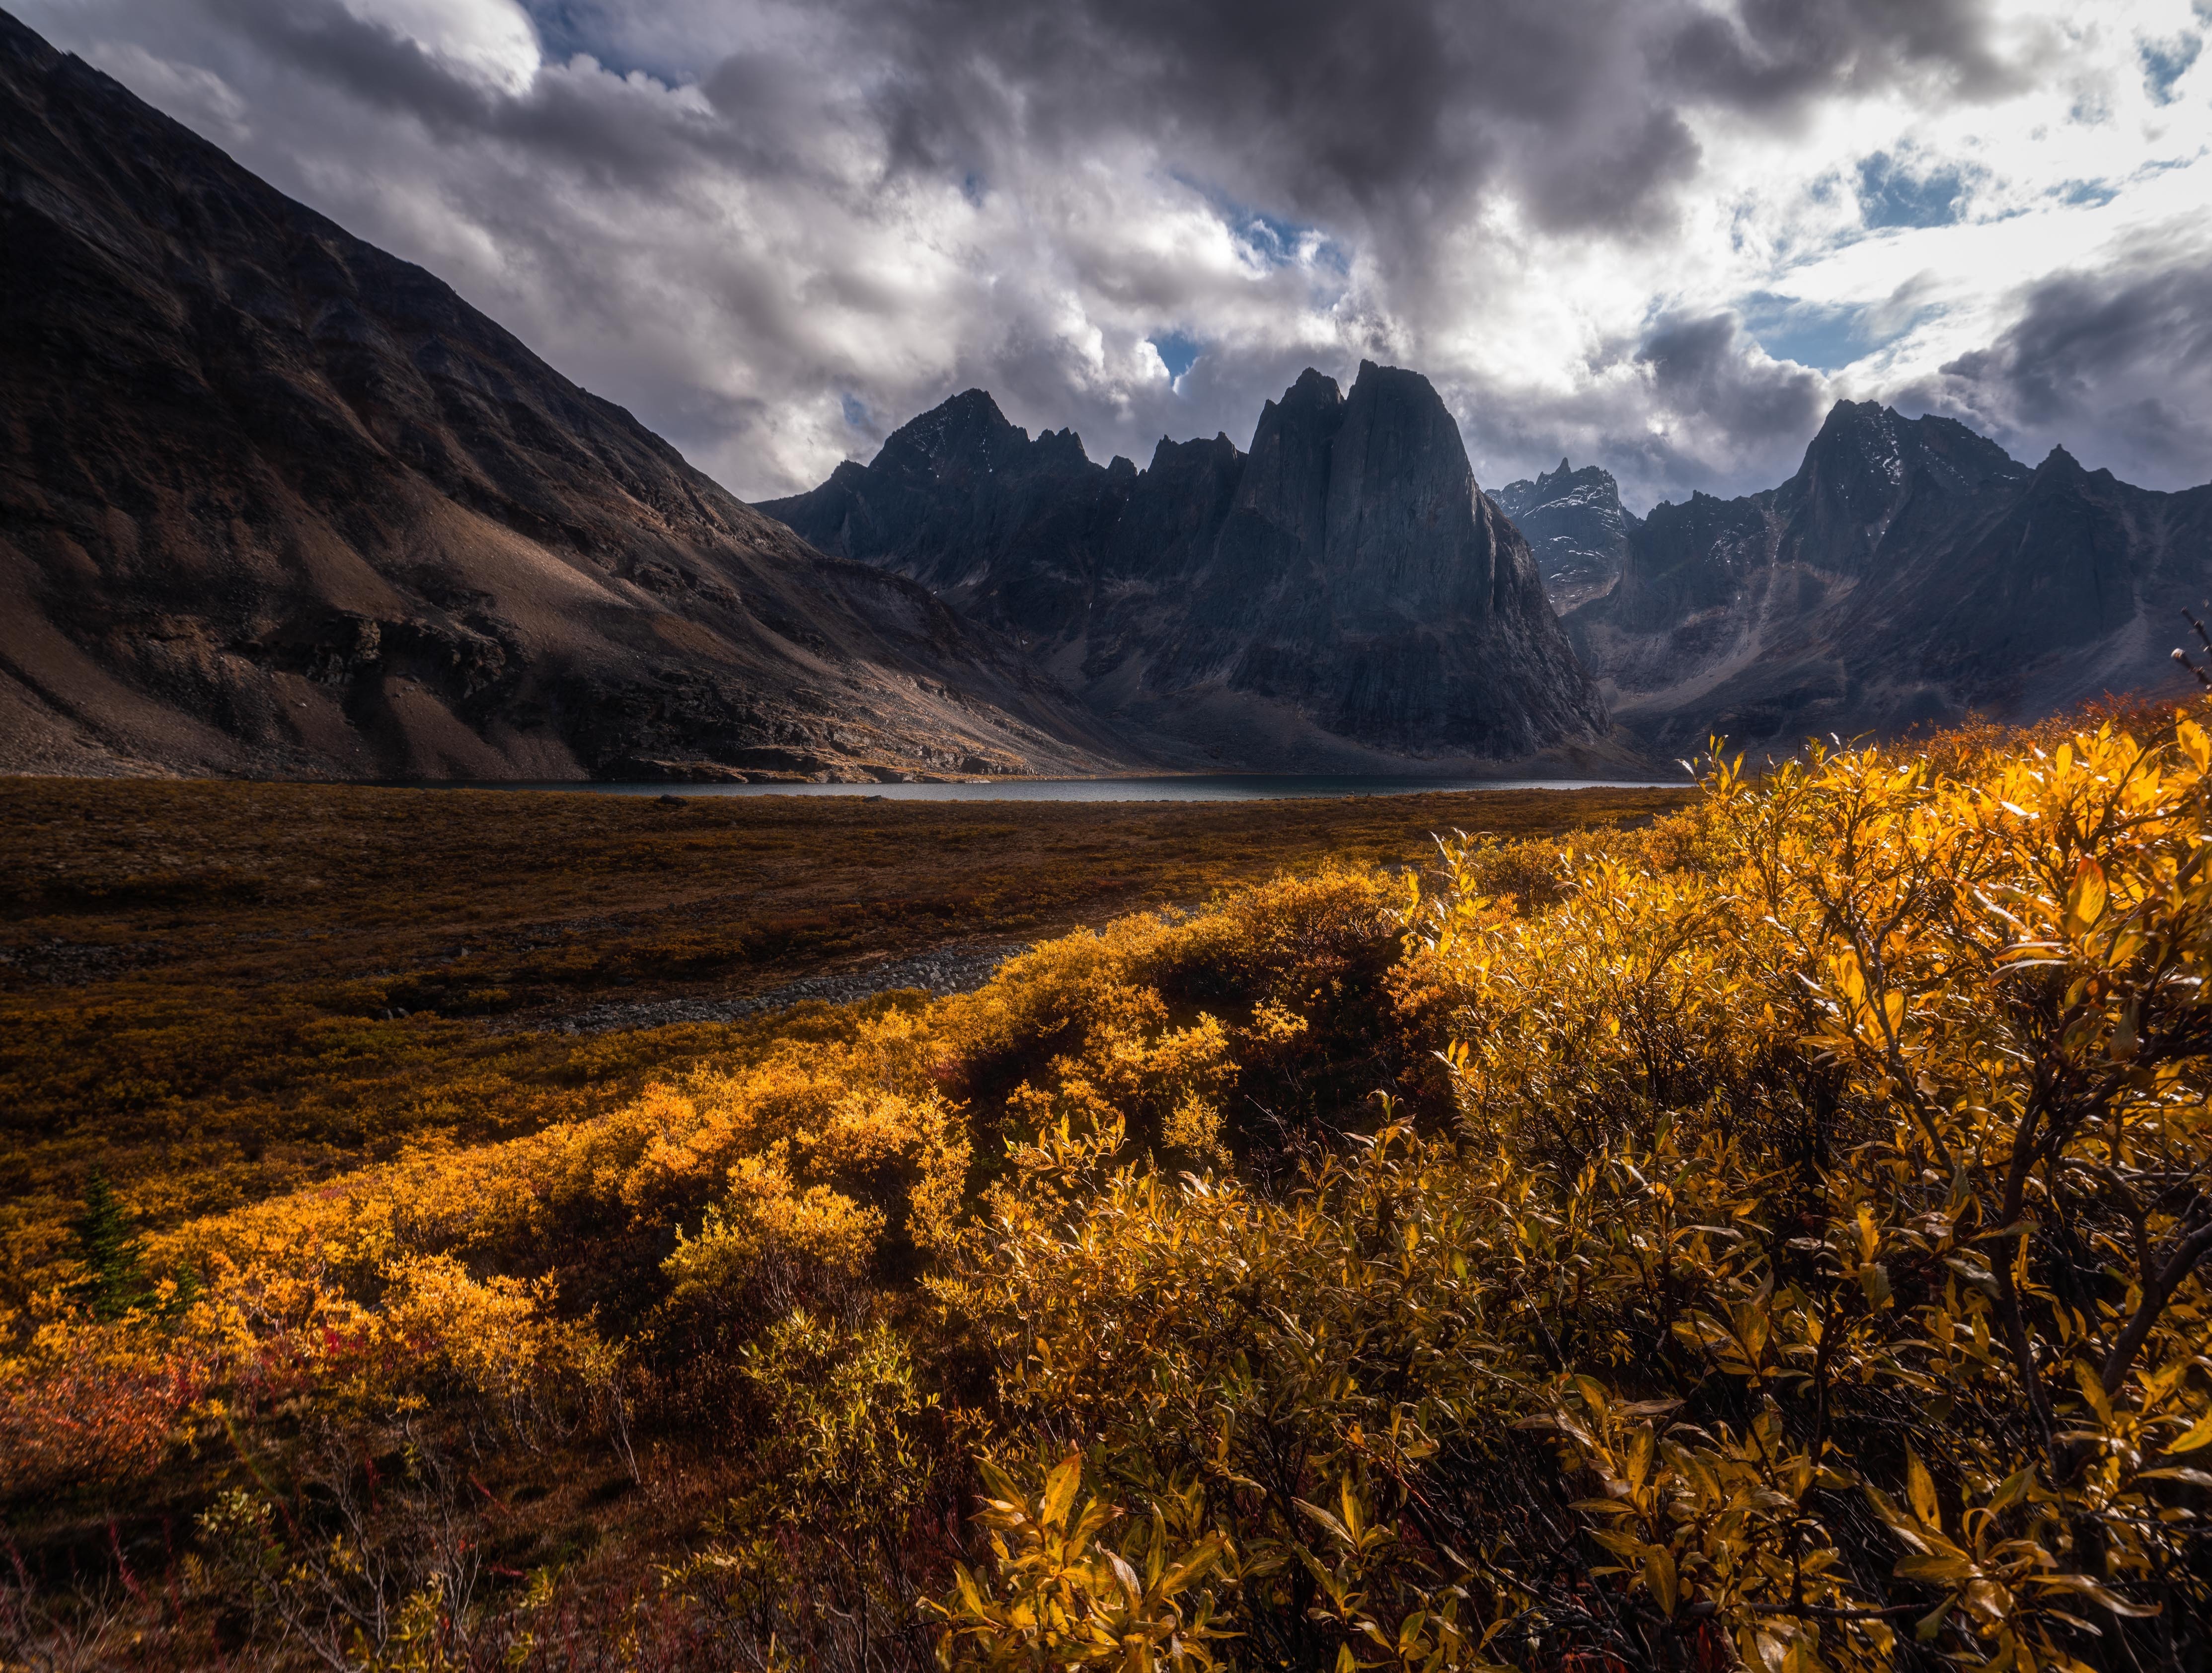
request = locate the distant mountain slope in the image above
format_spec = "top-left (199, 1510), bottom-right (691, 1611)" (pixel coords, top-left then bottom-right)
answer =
top-left (0, 8), bottom-right (1129, 781)
top-left (1490, 460), bottom-right (1638, 611)
top-left (762, 365), bottom-right (1610, 769)
top-left (1565, 401), bottom-right (2212, 753)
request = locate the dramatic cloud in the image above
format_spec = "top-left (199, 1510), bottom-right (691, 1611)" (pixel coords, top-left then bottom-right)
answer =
top-left (15, 0), bottom-right (2212, 509)
top-left (1895, 224), bottom-right (2212, 481)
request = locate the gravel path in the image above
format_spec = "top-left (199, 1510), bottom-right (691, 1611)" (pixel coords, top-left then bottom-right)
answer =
top-left (546, 940), bottom-right (1029, 1035)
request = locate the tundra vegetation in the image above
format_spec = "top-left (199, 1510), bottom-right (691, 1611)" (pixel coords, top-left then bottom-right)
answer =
top-left (3, 724), bottom-right (2209, 1672)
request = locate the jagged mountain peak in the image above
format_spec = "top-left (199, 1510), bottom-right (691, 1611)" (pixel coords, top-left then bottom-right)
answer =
top-left (1494, 455), bottom-right (1636, 612)
top-left (1792, 399), bottom-right (2024, 493)
top-left (1343, 361), bottom-right (1455, 432)
top-left (762, 362), bottom-right (1607, 766)
top-left (1769, 399), bottom-right (2030, 573)
top-left (1147, 431), bottom-right (1243, 473)
top-left (1283, 366), bottom-right (1346, 409)
top-left (878, 386), bottom-right (1021, 467)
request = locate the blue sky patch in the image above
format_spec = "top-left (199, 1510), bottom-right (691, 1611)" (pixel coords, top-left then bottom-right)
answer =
top-left (841, 393), bottom-right (869, 428)
top-left (1743, 301), bottom-right (1864, 372)
top-left (1150, 331), bottom-right (1202, 382)
top-left (2139, 33), bottom-right (2203, 103)
top-left (518, 1), bottom-right (670, 80)
top-left (1738, 291), bottom-right (1930, 374)
top-left (1167, 173), bottom-right (1346, 275)
top-left (2057, 178), bottom-right (2120, 207)
top-left (1241, 210), bottom-right (1307, 265)
top-left (1855, 152), bottom-right (1975, 229)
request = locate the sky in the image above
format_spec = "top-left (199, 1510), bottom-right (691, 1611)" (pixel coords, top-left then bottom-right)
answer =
top-left (15, 0), bottom-right (2212, 511)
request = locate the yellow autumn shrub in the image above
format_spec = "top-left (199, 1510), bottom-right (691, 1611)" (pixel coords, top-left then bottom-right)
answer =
top-left (1, 863), bottom-right (1405, 1489)
top-left (940, 710), bottom-right (2212, 1672)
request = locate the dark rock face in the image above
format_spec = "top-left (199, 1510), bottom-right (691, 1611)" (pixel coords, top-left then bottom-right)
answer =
top-left (1566, 400), bottom-right (2212, 753)
top-left (0, 9), bottom-right (1129, 781)
top-left (763, 363), bottom-right (1606, 766)
top-left (1490, 459), bottom-right (1638, 610)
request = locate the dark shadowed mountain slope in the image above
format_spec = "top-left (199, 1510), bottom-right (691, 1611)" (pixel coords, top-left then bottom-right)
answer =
top-left (0, 9), bottom-right (1131, 781)
top-left (763, 364), bottom-right (1610, 769)
top-left (1564, 401), bottom-right (2212, 753)
top-left (1490, 459), bottom-right (1639, 611)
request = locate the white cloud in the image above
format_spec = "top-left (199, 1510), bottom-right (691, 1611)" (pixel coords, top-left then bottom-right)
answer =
top-left (338, 0), bottom-right (537, 94)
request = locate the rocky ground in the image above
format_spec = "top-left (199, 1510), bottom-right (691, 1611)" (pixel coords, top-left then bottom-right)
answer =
top-left (545, 939), bottom-right (1030, 1034)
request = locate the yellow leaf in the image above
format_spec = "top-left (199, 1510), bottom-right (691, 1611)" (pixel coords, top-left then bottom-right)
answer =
top-left (1907, 1452), bottom-right (1940, 1529)
top-left (1898, 1552), bottom-right (1974, 1585)
top-left (1644, 1546), bottom-right (1679, 1617)
top-left (2066, 857), bottom-right (2107, 935)
top-left (1155, 1535), bottom-right (1227, 1597)
top-left (1042, 1453), bottom-right (1083, 1532)
top-left (2034, 1575), bottom-right (2163, 1617)
top-left (2168, 1412), bottom-right (2212, 1454)
top-left (1105, 1548), bottom-right (1142, 1611)
top-left (2178, 715), bottom-right (2210, 771)
top-left (2071, 1360), bottom-right (2115, 1427)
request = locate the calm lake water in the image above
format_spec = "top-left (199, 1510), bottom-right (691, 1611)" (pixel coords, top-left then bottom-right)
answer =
top-left (489, 775), bottom-right (1686, 803)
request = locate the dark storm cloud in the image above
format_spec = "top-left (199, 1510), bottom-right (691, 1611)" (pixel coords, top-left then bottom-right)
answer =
top-left (1640, 311), bottom-right (1830, 438)
top-left (848, 0), bottom-right (2019, 243)
top-left (1425, 309), bottom-right (1837, 517)
top-left (1898, 233), bottom-right (2212, 488)
top-left (197, 0), bottom-right (2024, 246)
top-left (200, 0), bottom-right (838, 188)
top-left (1662, 0), bottom-right (2024, 110)
top-left (202, 0), bottom-right (496, 129)
top-left (1492, 310), bottom-right (1835, 508)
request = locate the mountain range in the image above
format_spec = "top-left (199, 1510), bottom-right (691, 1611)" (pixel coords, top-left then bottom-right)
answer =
top-left (1538, 404), bottom-right (2212, 753)
top-left (757, 367), bottom-right (1609, 770)
top-left (5, 6), bottom-right (2209, 784)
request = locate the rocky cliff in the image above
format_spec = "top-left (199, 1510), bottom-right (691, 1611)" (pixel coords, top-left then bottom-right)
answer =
top-left (0, 8), bottom-right (1130, 782)
top-left (1565, 400), bottom-right (2212, 753)
top-left (1490, 460), bottom-right (1638, 611)
top-left (763, 364), bottom-right (1608, 768)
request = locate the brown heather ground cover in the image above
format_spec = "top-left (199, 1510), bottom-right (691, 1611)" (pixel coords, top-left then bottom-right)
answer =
top-left (0, 777), bottom-right (1684, 1315)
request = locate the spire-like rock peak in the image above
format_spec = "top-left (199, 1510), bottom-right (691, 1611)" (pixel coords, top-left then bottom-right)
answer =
top-left (761, 361), bottom-right (1606, 763)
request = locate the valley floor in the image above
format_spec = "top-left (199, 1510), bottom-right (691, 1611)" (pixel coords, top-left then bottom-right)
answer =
top-left (0, 777), bottom-right (1686, 1316)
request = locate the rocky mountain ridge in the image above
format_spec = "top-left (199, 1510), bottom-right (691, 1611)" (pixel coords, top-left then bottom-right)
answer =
top-left (1564, 400), bottom-right (2212, 752)
top-left (0, 7), bottom-right (1130, 782)
top-left (1490, 459), bottom-right (1639, 611)
top-left (761, 366), bottom-right (1611, 770)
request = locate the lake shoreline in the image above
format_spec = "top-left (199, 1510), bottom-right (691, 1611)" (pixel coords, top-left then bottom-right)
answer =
top-left (445, 772), bottom-right (1694, 802)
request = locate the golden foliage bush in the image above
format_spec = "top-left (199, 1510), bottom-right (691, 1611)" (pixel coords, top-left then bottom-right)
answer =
top-left (939, 711), bottom-right (2212, 1671)
top-left (1, 865), bottom-right (1412, 1518)
top-left (0, 774), bottom-right (1677, 1332)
